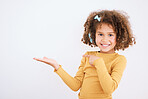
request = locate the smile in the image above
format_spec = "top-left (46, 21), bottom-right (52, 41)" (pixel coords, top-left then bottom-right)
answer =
top-left (101, 44), bottom-right (111, 47)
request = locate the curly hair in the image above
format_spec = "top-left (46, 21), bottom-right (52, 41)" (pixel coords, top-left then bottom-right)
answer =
top-left (81, 9), bottom-right (136, 51)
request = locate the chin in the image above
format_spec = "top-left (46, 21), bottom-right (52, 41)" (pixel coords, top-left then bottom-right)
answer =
top-left (101, 50), bottom-right (110, 53)
top-left (100, 48), bottom-right (115, 53)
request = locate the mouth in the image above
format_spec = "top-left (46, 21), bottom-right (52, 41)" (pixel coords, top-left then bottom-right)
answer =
top-left (101, 44), bottom-right (111, 47)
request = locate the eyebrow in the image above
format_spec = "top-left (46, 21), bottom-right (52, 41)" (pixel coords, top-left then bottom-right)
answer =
top-left (97, 32), bottom-right (115, 33)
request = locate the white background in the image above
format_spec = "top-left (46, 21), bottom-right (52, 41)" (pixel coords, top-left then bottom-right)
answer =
top-left (0, 0), bottom-right (148, 99)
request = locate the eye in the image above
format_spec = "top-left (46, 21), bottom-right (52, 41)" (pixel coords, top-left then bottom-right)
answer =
top-left (109, 34), bottom-right (113, 36)
top-left (98, 34), bottom-right (103, 36)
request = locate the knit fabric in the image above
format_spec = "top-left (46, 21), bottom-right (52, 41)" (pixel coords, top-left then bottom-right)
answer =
top-left (54, 51), bottom-right (127, 99)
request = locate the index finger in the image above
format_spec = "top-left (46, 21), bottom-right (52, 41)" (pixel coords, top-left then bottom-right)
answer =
top-left (33, 58), bottom-right (44, 62)
top-left (82, 55), bottom-right (90, 57)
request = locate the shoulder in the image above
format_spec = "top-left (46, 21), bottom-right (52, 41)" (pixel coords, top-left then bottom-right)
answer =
top-left (84, 51), bottom-right (97, 55)
top-left (114, 54), bottom-right (127, 64)
top-left (117, 55), bottom-right (127, 61)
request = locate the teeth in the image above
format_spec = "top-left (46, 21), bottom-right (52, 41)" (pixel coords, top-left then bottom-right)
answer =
top-left (101, 44), bottom-right (110, 46)
top-left (103, 45), bottom-right (108, 46)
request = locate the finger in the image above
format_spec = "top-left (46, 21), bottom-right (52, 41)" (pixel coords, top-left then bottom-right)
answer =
top-left (33, 58), bottom-right (44, 62)
top-left (82, 55), bottom-right (90, 57)
top-left (33, 58), bottom-right (38, 60)
top-left (33, 57), bottom-right (38, 60)
top-left (91, 64), bottom-right (95, 67)
top-left (43, 57), bottom-right (48, 59)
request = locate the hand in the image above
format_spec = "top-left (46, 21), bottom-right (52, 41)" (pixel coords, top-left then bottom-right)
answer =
top-left (82, 55), bottom-right (100, 67)
top-left (33, 57), bottom-right (59, 70)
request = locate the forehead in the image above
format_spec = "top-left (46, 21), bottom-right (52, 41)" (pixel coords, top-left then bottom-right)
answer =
top-left (96, 23), bottom-right (115, 32)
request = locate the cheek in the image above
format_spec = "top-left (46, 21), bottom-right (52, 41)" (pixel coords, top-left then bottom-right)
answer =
top-left (95, 36), bottom-right (101, 43)
top-left (110, 37), bottom-right (116, 44)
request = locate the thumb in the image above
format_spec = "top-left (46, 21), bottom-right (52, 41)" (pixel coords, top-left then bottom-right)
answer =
top-left (43, 56), bottom-right (47, 58)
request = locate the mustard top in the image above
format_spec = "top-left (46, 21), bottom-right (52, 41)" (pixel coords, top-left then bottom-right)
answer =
top-left (54, 51), bottom-right (127, 99)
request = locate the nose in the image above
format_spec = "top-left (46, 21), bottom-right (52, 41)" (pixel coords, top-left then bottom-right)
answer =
top-left (102, 36), bottom-right (108, 42)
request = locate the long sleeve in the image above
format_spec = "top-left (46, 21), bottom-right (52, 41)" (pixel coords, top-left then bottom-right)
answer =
top-left (54, 52), bottom-right (88, 91)
top-left (93, 55), bottom-right (127, 94)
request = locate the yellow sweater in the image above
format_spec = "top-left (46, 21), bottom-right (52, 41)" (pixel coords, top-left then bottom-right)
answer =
top-left (54, 51), bottom-right (127, 99)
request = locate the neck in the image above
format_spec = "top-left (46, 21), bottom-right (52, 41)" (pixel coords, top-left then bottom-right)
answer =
top-left (99, 49), bottom-right (115, 54)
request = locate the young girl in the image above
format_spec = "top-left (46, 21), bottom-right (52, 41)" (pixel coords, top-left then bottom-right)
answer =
top-left (33, 9), bottom-right (136, 99)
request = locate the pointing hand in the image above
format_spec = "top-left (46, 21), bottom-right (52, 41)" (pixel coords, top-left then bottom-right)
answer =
top-left (82, 55), bottom-right (100, 66)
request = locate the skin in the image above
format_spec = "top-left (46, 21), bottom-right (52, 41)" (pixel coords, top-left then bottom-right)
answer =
top-left (83, 23), bottom-right (116, 66)
top-left (33, 23), bottom-right (117, 68)
top-left (95, 23), bottom-right (116, 54)
top-left (33, 57), bottom-right (60, 70)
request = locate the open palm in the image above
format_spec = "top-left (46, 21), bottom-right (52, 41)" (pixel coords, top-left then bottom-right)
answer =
top-left (33, 57), bottom-right (59, 69)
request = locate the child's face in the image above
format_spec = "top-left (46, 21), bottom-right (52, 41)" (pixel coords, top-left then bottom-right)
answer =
top-left (95, 23), bottom-right (116, 54)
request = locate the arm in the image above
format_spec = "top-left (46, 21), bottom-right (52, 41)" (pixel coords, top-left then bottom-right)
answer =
top-left (54, 52), bottom-right (88, 91)
top-left (93, 55), bottom-right (127, 94)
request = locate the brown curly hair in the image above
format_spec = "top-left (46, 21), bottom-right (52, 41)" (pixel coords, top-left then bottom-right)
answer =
top-left (81, 9), bottom-right (136, 51)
